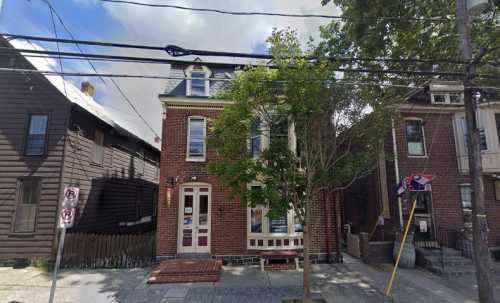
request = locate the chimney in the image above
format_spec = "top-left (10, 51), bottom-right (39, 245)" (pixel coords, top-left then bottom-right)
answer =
top-left (81, 81), bottom-right (95, 97)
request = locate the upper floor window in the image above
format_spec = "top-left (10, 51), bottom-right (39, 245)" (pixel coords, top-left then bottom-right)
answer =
top-left (187, 117), bottom-right (206, 161)
top-left (92, 129), bottom-right (104, 164)
top-left (431, 92), bottom-right (464, 105)
top-left (460, 116), bottom-right (487, 151)
top-left (186, 65), bottom-right (210, 97)
top-left (250, 118), bottom-right (262, 158)
top-left (13, 177), bottom-right (41, 233)
top-left (405, 119), bottom-right (426, 156)
top-left (270, 116), bottom-right (289, 146)
top-left (25, 114), bottom-right (48, 156)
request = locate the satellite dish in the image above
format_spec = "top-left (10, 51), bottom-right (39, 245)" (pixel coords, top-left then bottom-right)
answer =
top-left (467, 0), bottom-right (491, 16)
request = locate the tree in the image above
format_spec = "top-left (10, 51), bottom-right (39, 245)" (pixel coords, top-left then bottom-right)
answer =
top-left (320, 1), bottom-right (499, 301)
top-left (209, 29), bottom-right (393, 302)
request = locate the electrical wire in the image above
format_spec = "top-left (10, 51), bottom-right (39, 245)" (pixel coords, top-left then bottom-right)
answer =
top-left (2, 33), bottom-right (474, 65)
top-left (98, 0), bottom-right (451, 22)
top-left (7, 67), bottom-right (497, 92)
top-left (8, 47), bottom-right (500, 79)
top-left (38, 0), bottom-right (160, 140)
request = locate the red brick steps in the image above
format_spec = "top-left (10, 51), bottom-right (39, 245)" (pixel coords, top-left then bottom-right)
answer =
top-left (147, 259), bottom-right (222, 284)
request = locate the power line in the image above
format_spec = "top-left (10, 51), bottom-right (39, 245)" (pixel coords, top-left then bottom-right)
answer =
top-left (7, 47), bottom-right (498, 78)
top-left (98, 0), bottom-right (451, 22)
top-left (2, 33), bottom-right (472, 65)
top-left (2, 67), bottom-right (499, 92)
top-left (36, 0), bottom-right (160, 139)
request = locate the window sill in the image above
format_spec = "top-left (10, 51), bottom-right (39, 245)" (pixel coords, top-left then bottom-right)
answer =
top-left (186, 157), bottom-right (206, 162)
top-left (407, 155), bottom-right (428, 159)
top-left (248, 232), bottom-right (303, 238)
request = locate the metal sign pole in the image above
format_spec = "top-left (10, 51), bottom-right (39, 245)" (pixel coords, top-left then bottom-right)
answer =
top-left (48, 227), bottom-right (66, 303)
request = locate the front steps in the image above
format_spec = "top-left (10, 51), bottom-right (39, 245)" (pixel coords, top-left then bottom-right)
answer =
top-left (148, 259), bottom-right (222, 283)
top-left (416, 247), bottom-right (475, 277)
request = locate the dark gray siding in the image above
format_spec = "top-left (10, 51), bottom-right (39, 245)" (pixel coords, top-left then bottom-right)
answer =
top-left (164, 64), bottom-right (233, 96)
top-left (62, 108), bottom-right (160, 234)
top-left (0, 41), bottom-right (70, 259)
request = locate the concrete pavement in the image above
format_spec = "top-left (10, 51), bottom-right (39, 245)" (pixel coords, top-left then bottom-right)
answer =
top-left (1, 255), bottom-right (499, 303)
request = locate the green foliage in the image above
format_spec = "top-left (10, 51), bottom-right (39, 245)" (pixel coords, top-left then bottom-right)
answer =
top-left (32, 258), bottom-right (52, 272)
top-left (320, 0), bottom-right (500, 85)
top-left (209, 29), bottom-right (393, 224)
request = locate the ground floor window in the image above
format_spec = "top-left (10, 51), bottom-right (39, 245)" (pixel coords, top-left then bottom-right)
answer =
top-left (247, 205), bottom-right (303, 250)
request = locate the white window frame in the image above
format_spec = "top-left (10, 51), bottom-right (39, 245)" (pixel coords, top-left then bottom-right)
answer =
top-left (185, 65), bottom-right (211, 97)
top-left (405, 117), bottom-right (428, 158)
top-left (246, 183), bottom-right (303, 246)
top-left (256, 116), bottom-right (297, 156)
top-left (186, 116), bottom-right (206, 162)
top-left (431, 92), bottom-right (464, 105)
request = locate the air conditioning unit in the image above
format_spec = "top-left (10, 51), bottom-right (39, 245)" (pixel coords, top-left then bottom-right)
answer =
top-left (467, 0), bottom-right (491, 16)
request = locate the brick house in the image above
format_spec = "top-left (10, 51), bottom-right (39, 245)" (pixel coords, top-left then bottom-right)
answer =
top-left (343, 80), bottom-right (500, 250)
top-left (0, 37), bottom-right (160, 262)
top-left (156, 60), bottom-right (340, 263)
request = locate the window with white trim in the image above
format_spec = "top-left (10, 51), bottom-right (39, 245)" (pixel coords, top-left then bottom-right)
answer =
top-left (185, 65), bottom-right (210, 97)
top-left (405, 119), bottom-right (426, 156)
top-left (250, 118), bottom-right (262, 158)
top-left (247, 185), bottom-right (302, 236)
top-left (431, 92), bottom-right (464, 105)
top-left (187, 117), bottom-right (206, 161)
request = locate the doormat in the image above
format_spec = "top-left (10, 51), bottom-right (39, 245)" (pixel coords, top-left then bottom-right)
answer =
top-left (147, 259), bottom-right (221, 283)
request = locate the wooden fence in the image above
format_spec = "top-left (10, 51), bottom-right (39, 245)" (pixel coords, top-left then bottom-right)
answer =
top-left (61, 232), bottom-right (155, 268)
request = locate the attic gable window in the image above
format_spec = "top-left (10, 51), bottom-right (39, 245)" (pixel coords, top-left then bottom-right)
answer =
top-left (431, 92), bottom-right (464, 105)
top-left (186, 65), bottom-right (210, 97)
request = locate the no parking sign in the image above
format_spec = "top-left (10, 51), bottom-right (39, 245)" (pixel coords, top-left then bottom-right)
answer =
top-left (59, 187), bottom-right (79, 228)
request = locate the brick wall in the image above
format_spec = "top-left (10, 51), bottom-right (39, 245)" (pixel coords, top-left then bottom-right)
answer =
top-left (156, 104), bottom-right (338, 257)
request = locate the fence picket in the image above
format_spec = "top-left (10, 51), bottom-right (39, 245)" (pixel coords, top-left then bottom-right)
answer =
top-left (59, 232), bottom-right (154, 269)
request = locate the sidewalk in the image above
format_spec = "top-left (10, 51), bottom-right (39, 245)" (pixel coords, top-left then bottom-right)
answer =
top-left (1, 256), bottom-right (499, 303)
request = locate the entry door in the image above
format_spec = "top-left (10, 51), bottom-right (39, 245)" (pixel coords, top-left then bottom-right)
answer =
top-left (178, 186), bottom-right (211, 253)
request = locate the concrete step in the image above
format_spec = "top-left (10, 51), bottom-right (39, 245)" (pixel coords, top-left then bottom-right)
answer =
top-left (423, 256), bottom-right (473, 267)
top-left (427, 264), bottom-right (476, 277)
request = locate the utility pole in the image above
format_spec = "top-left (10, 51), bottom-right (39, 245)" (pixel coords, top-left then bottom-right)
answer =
top-left (456, 0), bottom-right (494, 302)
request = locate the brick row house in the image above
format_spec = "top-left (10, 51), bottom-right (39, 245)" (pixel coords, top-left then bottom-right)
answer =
top-left (0, 37), bottom-right (160, 262)
top-left (343, 80), bottom-right (500, 251)
top-left (156, 60), bottom-right (340, 263)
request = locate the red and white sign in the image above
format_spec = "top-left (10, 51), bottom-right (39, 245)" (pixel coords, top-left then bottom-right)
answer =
top-left (59, 187), bottom-right (79, 228)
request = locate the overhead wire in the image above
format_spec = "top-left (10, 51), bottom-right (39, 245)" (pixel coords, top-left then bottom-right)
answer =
top-left (98, 0), bottom-right (451, 22)
top-left (1, 33), bottom-right (479, 65)
top-left (38, 0), bottom-right (160, 140)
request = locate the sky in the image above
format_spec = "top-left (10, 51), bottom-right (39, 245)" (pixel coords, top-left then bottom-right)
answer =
top-left (0, 0), bottom-right (339, 148)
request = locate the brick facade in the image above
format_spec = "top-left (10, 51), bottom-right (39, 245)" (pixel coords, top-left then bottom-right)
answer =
top-left (155, 99), bottom-right (338, 259)
top-left (343, 81), bottom-right (500, 249)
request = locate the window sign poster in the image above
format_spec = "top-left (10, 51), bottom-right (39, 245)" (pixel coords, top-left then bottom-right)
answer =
top-left (185, 207), bottom-right (193, 214)
top-left (184, 216), bottom-right (192, 225)
top-left (419, 220), bottom-right (428, 233)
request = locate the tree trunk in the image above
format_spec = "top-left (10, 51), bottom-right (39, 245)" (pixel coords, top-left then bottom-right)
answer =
top-left (303, 197), bottom-right (312, 302)
top-left (456, 1), bottom-right (495, 302)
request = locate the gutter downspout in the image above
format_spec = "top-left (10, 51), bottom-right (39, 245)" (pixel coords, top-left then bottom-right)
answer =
top-left (391, 119), bottom-right (404, 230)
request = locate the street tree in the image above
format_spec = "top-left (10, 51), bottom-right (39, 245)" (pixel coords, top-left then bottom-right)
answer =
top-left (320, 1), bottom-right (500, 301)
top-left (209, 29), bottom-right (393, 302)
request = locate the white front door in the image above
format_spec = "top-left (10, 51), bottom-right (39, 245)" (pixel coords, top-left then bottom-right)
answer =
top-left (178, 185), bottom-right (211, 253)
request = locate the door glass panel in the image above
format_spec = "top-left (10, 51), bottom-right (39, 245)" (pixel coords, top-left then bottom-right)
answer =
top-left (182, 195), bottom-right (193, 247)
top-left (199, 195), bottom-right (208, 226)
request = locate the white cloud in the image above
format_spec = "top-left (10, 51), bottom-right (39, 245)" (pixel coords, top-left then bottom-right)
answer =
top-left (35, 0), bottom-right (341, 148)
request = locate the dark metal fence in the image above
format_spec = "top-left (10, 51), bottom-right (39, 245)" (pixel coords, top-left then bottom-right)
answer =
top-left (61, 232), bottom-right (155, 268)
